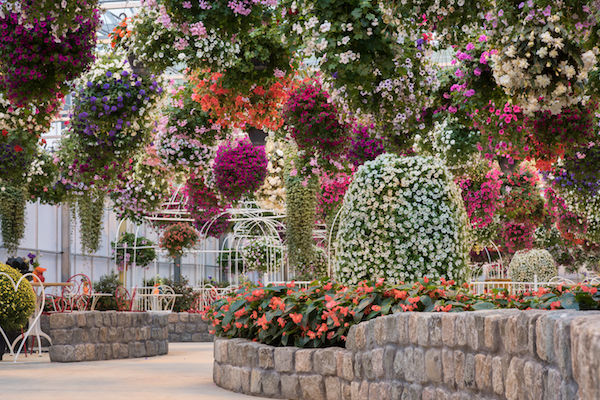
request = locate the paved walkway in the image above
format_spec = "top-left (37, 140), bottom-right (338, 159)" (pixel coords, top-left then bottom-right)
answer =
top-left (0, 343), bottom-right (269, 400)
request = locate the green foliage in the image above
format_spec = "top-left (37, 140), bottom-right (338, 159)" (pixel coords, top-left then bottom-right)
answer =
top-left (144, 276), bottom-right (195, 312)
top-left (285, 154), bottom-right (319, 270)
top-left (218, 25), bottom-right (292, 92)
top-left (204, 277), bottom-right (600, 348)
top-left (74, 191), bottom-right (105, 254)
top-left (0, 185), bottom-right (26, 255)
top-left (92, 272), bottom-right (120, 311)
top-left (0, 264), bottom-right (35, 331)
top-left (112, 233), bottom-right (157, 268)
top-left (509, 249), bottom-right (558, 282)
top-left (336, 154), bottom-right (471, 285)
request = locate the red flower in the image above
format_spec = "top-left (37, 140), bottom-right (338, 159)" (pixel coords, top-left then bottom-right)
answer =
top-left (14, 144), bottom-right (23, 152)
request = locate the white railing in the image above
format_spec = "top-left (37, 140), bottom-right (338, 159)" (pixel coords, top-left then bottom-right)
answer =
top-left (265, 280), bottom-right (313, 289)
top-left (191, 285), bottom-right (238, 311)
top-left (469, 275), bottom-right (579, 295)
top-left (132, 285), bottom-right (180, 312)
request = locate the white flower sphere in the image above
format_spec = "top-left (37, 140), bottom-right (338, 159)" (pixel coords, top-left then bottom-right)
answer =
top-left (335, 154), bottom-right (470, 285)
top-left (508, 249), bottom-right (557, 282)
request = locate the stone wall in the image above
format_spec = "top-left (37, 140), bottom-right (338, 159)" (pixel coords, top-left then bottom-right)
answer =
top-left (168, 312), bottom-right (213, 342)
top-left (46, 311), bottom-right (169, 362)
top-left (213, 310), bottom-right (600, 400)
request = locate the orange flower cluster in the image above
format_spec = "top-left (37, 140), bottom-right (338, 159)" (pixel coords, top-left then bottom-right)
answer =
top-left (189, 70), bottom-right (297, 132)
top-left (109, 17), bottom-right (132, 49)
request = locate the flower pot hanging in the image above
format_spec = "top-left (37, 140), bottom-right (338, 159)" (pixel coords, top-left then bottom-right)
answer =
top-left (247, 127), bottom-right (268, 146)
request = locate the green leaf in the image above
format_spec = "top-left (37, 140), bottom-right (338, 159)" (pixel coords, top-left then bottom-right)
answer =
top-left (471, 302), bottom-right (496, 310)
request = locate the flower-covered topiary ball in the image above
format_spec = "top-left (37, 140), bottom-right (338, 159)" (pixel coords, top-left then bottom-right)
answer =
top-left (335, 154), bottom-right (470, 285)
top-left (213, 139), bottom-right (268, 201)
top-left (0, 263), bottom-right (35, 332)
top-left (508, 249), bottom-right (557, 282)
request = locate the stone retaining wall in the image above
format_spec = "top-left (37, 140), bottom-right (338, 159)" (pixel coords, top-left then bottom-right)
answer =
top-left (46, 311), bottom-right (169, 362)
top-left (168, 312), bottom-right (213, 342)
top-left (213, 310), bottom-right (600, 400)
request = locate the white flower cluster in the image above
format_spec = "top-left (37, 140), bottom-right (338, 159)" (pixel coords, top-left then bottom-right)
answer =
top-left (491, 17), bottom-right (598, 115)
top-left (241, 237), bottom-right (283, 273)
top-left (369, 55), bottom-right (439, 136)
top-left (335, 154), bottom-right (471, 285)
top-left (156, 125), bottom-right (215, 172)
top-left (508, 249), bottom-right (557, 282)
top-left (0, 94), bottom-right (52, 134)
top-left (414, 118), bottom-right (479, 171)
top-left (256, 138), bottom-right (286, 212)
top-left (190, 28), bottom-right (241, 69)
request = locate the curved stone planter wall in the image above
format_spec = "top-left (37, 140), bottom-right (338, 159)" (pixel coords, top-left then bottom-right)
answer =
top-left (46, 311), bottom-right (169, 362)
top-left (213, 310), bottom-right (600, 400)
top-left (168, 312), bottom-right (213, 342)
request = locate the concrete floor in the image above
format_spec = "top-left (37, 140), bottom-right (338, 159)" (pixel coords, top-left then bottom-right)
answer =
top-left (0, 343), bottom-right (270, 400)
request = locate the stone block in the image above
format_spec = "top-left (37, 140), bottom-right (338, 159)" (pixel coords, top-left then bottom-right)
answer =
top-left (393, 348), bottom-right (405, 381)
top-left (117, 312), bottom-right (130, 327)
top-left (400, 383), bottom-right (422, 400)
top-left (274, 346), bottom-right (295, 372)
top-left (158, 340), bottom-right (168, 355)
top-left (536, 315), bottom-right (555, 362)
top-left (454, 314), bottom-right (467, 347)
top-left (505, 357), bottom-right (525, 400)
top-left (408, 314), bottom-right (421, 344)
top-left (94, 312), bottom-right (104, 327)
top-left (337, 350), bottom-right (354, 381)
top-left (88, 327), bottom-right (99, 343)
top-left (429, 314), bottom-right (442, 346)
top-left (240, 367), bottom-right (251, 394)
top-left (396, 313), bottom-right (410, 345)
top-left (299, 375), bottom-right (325, 400)
top-left (544, 368), bottom-right (561, 400)
top-left (249, 368), bottom-right (262, 394)
top-left (258, 346), bottom-right (274, 369)
top-left (214, 339), bottom-right (228, 363)
top-left (369, 382), bottom-right (390, 399)
top-left (347, 324), bottom-right (365, 351)
top-left (422, 387), bottom-right (436, 400)
top-left (350, 382), bottom-right (361, 400)
top-left (369, 348), bottom-right (385, 379)
top-left (442, 348), bottom-right (455, 388)
top-left (523, 360), bottom-right (545, 400)
top-left (474, 354), bottom-right (491, 391)
top-left (257, 370), bottom-right (278, 396)
top-left (107, 327), bottom-right (119, 342)
top-left (49, 344), bottom-right (75, 362)
top-left (383, 345), bottom-right (395, 380)
top-left (425, 348), bottom-right (442, 383)
top-left (73, 344), bottom-right (86, 362)
top-left (179, 312), bottom-right (189, 322)
top-left (325, 376), bottom-right (341, 400)
top-left (240, 342), bottom-right (259, 368)
top-left (315, 348), bottom-right (339, 376)
top-left (146, 340), bottom-right (158, 356)
top-left (441, 314), bottom-right (455, 347)
top-left (75, 313), bottom-right (87, 328)
top-left (98, 327), bottom-right (108, 343)
top-left (453, 350), bottom-right (465, 389)
top-left (341, 381), bottom-right (351, 400)
top-left (464, 353), bottom-right (476, 389)
top-left (281, 374), bottom-right (299, 399)
top-left (51, 328), bottom-right (73, 345)
top-left (492, 356), bottom-right (504, 395)
top-left (50, 313), bottom-right (74, 329)
top-left (229, 367), bottom-right (242, 392)
top-left (295, 349), bottom-right (313, 373)
top-left (168, 313), bottom-right (179, 323)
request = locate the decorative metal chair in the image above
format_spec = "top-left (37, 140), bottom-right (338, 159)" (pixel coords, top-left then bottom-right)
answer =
top-left (115, 285), bottom-right (136, 312)
top-left (59, 274), bottom-right (92, 311)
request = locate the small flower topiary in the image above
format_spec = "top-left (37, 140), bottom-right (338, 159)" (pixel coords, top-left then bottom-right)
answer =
top-left (241, 237), bottom-right (283, 273)
top-left (336, 154), bottom-right (471, 285)
top-left (509, 249), bottom-right (557, 282)
top-left (0, 264), bottom-right (36, 332)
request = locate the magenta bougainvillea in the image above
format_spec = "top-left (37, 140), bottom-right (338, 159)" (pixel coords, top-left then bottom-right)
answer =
top-left (213, 139), bottom-right (268, 201)
top-left (500, 222), bottom-right (536, 254)
top-left (456, 168), bottom-right (502, 230)
top-left (283, 81), bottom-right (349, 161)
top-left (317, 172), bottom-right (353, 221)
top-left (348, 124), bottom-right (385, 168)
top-left (0, 3), bottom-right (100, 105)
top-left (185, 175), bottom-right (230, 238)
